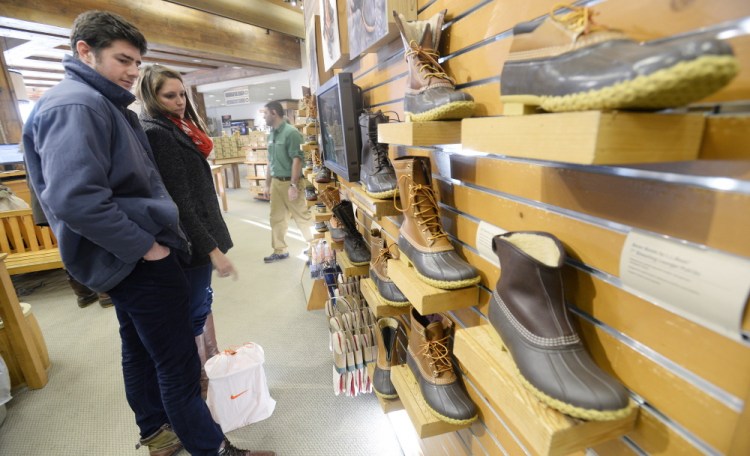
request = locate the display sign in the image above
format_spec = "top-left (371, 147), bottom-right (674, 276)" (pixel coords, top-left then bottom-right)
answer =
top-left (620, 230), bottom-right (750, 341)
top-left (475, 221), bottom-right (507, 268)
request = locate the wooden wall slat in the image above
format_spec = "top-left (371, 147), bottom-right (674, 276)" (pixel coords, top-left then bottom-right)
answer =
top-left (447, 154), bottom-right (750, 258)
top-left (626, 407), bottom-right (707, 456)
top-left (700, 115), bottom-right (750, 160)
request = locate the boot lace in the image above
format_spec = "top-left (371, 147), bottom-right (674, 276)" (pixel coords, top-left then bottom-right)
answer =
top-left (419, 335), bottom-right (452, 377)
top-left (406, 40), bottom-right (454, 85)
top-left (549, 3), bottom-right (607, 35)
top-left (394, 174), bottom-right (448, 246)
top-left (373, 242), bottom-right (398, 268)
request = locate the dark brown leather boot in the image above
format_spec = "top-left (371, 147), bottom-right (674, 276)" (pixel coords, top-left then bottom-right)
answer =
top-left (369, 230), bottom-right (408, 306)
top-left (65, 271), bottom-right (97, 308)
top-left (373, 317), bottom-right (400, 399)
top-left (331, 200), bottom-right (370, 266)
top-left (490, 231), bottom-right (633, 420)
top-left (406, 308), bottom-right (477, 424)
top-left (135, 424), bottom-right (182, 456)
top-left (393, 10), bottom-right (475, 122)
top-left (359, 111), bottom-right (397, 199)
top-left (393, 156), bottom-right (479, 289)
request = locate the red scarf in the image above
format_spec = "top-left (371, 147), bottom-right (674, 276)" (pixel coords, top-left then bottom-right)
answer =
top-left (167, 115), bottom-right (213, 158)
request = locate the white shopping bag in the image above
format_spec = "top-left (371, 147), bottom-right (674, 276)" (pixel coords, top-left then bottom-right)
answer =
top-left (205, 343), bottom-right (276, 433)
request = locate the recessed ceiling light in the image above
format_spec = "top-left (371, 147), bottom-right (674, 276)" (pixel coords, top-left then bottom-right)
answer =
top-left (270, 86), bottom-right (276, 90)
top-left (192, 59), bottom-right (202, 63)
top-left (269, 93), bottom-right (274, 96)
top-left (232, 66), bottom-right (242, 69)
top-left (209, 94), bottom-right (215, 97)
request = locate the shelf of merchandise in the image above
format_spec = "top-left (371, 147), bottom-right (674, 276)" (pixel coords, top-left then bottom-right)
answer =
top-left (301, 143), bottom-right (319, 152)
top-left (378, 121), bottom-right (462, 146)
top-left (312, 178), bottom-right (336, 192)
top-left (386, 256), bottom-right (478, 315)
top-left (313, 207), bottom-right (332, 222)
top-left (453, 325), bottom-right (639, 456)
top-left (344, 184), bottom-right (400, 219)
top-left (360, 278), bottom-right (410, 318)
top-left (366, 363), bottom-right (405, 413)
top-left (336, 249), bottom-right (369, 278)
top-left (461, 112), bottom-right (705, 165)
top-left (244, 160), bottom-right (269, 200)
top-left (324, 231), bottom-right (344, 251)
top-left (302, 125), bottom-right (318, 136)
top-left (390, 364), bottom-right (473, 438)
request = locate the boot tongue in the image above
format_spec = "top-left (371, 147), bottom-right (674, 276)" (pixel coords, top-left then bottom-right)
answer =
top-left (424, 315), bottom-right (445, 341)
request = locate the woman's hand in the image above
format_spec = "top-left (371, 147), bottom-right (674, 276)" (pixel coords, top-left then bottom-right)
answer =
top-left (209, 248), bottom-right (238, 280)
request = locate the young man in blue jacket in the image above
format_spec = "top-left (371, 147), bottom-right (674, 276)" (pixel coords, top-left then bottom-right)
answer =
top-left (22, 10), bottom-right (272, 456)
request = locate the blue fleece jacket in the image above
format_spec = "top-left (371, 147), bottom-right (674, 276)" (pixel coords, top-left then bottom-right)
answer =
top-left (22, 55), bottom-right (189, 292)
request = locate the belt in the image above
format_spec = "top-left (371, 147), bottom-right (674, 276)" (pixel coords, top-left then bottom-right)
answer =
top-left (273, 176), bottom-right (292, 181)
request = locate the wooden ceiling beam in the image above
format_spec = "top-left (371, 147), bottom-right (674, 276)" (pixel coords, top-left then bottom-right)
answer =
top-left (165, 0), bottom-right (304, 39)
top-left (0, 0), bottom-right (302, 71)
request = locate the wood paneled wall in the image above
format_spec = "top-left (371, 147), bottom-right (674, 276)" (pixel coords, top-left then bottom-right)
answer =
top-left (307, 0), bottom-right (750, 454)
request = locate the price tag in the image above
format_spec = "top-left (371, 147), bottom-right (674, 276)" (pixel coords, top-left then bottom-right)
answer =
top-left (475, 221), bottom-right (507, 268)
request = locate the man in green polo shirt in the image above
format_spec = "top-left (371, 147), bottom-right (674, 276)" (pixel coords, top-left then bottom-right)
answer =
top-left (262, 100), bottom-right (314, 263)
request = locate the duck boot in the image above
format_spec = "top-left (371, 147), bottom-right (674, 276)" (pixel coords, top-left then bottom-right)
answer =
top-left (359, 111), bottom-right (397, 199)
top-left (393, 10), bottom-right (475, 122)
top-left (319, 187), bottom-right (346, 243)
top-left (135, 424), bottom-right (182, 456)
top-left (370, 231), bottom-right (409, 307)
top-left (393, 156), bottom-right (480, 289)
top-left (490, 231), bottom-right (633, 421)
top-left (373, 317), bottom-right (400, 399)
top-left (331, 200), bottom-right (370, 266)
top-left (500, 4), bottom-right (738, 113)
top-left (406, 308), bottom-right (477, 424)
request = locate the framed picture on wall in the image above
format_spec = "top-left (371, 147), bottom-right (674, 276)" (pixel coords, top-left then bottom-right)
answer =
top-left (347, 0), bottom-right (416, 57)
top-left (306, 15), bottom-right (333, 94)
top-left (320, 0), bottom-right (350, 71)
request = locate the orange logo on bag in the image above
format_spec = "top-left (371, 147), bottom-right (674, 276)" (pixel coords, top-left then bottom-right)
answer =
top-left (230, 390), bottom-right (248, 400)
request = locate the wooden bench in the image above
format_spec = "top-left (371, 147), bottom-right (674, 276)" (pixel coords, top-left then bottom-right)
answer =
top-left (0, 209), bottom-right (62, 275)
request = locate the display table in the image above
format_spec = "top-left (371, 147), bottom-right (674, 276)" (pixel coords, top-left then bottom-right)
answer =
top-left (209, 157), bottom-right (244, 189)
top-left (209, 165), bottom-right (228, 212)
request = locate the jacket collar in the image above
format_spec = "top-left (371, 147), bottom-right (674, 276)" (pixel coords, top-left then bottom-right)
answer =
top-left (140, 111), bottom-right (204, 157)
top-left (63, 55), bottom-right (136, 108)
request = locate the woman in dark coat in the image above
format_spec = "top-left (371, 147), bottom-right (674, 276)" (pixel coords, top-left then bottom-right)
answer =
top-left (136, 64), bottom-right (235, 397)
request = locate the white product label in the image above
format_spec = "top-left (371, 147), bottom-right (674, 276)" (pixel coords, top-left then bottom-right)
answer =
top-left (475, 221), bottom-right (507, 268)
top-left (620, 230), bottom-right (750, 341)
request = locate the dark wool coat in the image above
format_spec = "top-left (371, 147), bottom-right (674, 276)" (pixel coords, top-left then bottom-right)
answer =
top-left (140, 112), bottom-right (233, 267)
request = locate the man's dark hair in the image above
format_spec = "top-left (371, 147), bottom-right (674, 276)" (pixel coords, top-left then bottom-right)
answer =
top-left (264, 101), bottom-right (285, 117)
top-left (70, 11), bottom-right (148, 58)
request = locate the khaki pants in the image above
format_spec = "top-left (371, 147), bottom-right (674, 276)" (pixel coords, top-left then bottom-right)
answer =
top-left (270, 178), bottom-right (314, 254)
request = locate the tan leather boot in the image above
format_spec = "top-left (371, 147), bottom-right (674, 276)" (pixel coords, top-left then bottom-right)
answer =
top-left (393, 10), bottom-right (475, 122)
top-left (369, 230), bottom-right (408, 306)
top-left (406, 308), bottom-right (477, 424)
top-left (393, 156), bottom-right (479, 289)
top-left (135, 424), bottom-right (182, 456)
top-left (319, 187), bottom-right (346, 242)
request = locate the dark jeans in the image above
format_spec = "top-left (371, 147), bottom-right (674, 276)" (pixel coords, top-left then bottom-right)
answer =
top-left (107, 251), bottom-right (224, 456)
top-left (184, 262), bottom-right (213, 337)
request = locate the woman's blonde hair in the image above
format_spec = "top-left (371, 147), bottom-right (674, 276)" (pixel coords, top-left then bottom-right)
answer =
top-left (136, 64), bottom-right (208, 133)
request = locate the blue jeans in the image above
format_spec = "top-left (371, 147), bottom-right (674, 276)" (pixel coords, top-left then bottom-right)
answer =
top-left (184, 262), bottom-right (213, 337)
top-left (107, 251), bottom-right (224, 455)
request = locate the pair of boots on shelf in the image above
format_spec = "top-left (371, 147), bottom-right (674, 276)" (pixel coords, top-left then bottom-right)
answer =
top-left (318, 187), bottom-right (346, 243)
top-left (369, 230), bottom-right (408, 307)
top-left (359, 110), bottom-right (397, 199)
top-left (373, 309), bottom-right (478, 425)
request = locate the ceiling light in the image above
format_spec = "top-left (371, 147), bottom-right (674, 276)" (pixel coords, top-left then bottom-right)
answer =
top-left (192, 59), bottom-right (202, 63)
top-left (232, 66), bottom-right (242, 69)
top-left (270, 86), bottom-right (276, 90)
top-left (269, 93), bottom-right (274, 96)
top-left (209, 94), bottom-right (215, 97)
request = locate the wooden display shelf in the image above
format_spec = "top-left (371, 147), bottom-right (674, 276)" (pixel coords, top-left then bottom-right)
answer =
top-left (387, 256), bottom-right (478, 315)
top-left (244, 160), bottom-right (267, 165)
top-left (378, 121), bottom-right (462, 146)
top-left (312, 179), bottom-right (335, 192)
top-left (306, 198), bottom-right (318, 207)
top-left (453, 325), bottom-right (638, 456)
top-left (390, 364), bottom-right (473, 438)
top-left (461, 112), bottom-right (705, 165)
top-left (361, 278), bottom-right (410, 318)
top-left (296, 108), bottom-right (308, 117)
top-left (313, 208), bottom-right (332, 222)
top-left (324, 231), bottom-right (343, 250)
top-left (245, 175), bottom-right (267, 181)
top-left (347, 185), bottom-right (400, 219)
top-left (301, 143), bottom-right (319, 152)
top-left (336, 249), bottom-right (369, 278)
top-left (302, 125), bottom-right (318, 135)
top-left (367, 363), bottom-right (405, 413)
